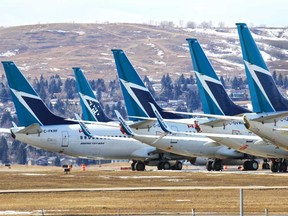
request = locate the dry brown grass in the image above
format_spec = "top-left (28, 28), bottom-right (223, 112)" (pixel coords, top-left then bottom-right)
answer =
top-left (0, 164), bottom-right (287, 215)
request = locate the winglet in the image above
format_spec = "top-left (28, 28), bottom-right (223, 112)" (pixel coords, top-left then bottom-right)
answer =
top-left (74, 113), bottom-right (93, 138)
top-left (115, 110), bottom-right (135, 136)
top-left (150, 103), bottom-right (173, 133)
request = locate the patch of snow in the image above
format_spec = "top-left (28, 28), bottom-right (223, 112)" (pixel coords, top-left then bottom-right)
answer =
top-left (215, 58), bottom-right (243, 70)
top-left (260, 50), bottom-right (278, 61)
top-left (146, 43), bottom-right (155, 48)
top-left (100, 53), bottom-right (110, 56)
top-left (154, 61), bottom-right (166, 66)
top-left (157, 50), bottom-right (164, 58)
top-left (50, 68), bottom-right (61, 72)
top-left (136, 67), bottom-right (147, 72)
top-left (74, 31), bottom-right (85, 35)
top-left (18, 65), bottom-right (31, 71)
top-left (0, 49), bottom-right (18, 57)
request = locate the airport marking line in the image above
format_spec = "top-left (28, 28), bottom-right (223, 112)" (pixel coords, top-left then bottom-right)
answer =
top-left (1, 186), bottom-right (288, 194)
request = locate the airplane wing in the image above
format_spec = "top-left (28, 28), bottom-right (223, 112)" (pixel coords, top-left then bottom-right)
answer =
top-left (16, 123), bottom-right (42, 135)
top-left (245, 111), bottom-right (288, 123)
top-left (272, 128), bottom-right (288, 131)
top-left (129, 113), bottom-right (243, 127)
top-left (129, 119), bottom-right (156, 129)
top-left (166, 110), bottom-right (243, 120)
top-left (0, 128), bottom-right (11, 134)
top-left (150, 103), bottom-right (260, 140)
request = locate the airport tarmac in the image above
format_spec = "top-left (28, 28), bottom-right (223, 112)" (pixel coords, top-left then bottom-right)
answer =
top-left (0, 163), bottom-right (287, 215)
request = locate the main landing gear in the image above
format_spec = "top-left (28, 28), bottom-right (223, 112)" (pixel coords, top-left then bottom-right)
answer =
top-left (131, 160), bottom-right (145, 171)
top-left (157, 160), bottom-right (183, 170)
top-left (243, 160), bottom-right (259, 171)
top-left (262, 159), bottom-right (270, 170)
top-left (271, 159), bottom-right (287, 173)
top-left (131, 160), bottom-right (183, 171)
top-left (206, 160), bottom-right (223, 171)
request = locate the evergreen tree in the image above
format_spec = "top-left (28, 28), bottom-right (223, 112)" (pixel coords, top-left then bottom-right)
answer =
top-left (220, 76), bottom-right (226, 88)
top-left (0, 136), bottom-right (9, 164)
top-left (272, 71), bottom-right (277, 83)
top-left (278, 73), bottom-right (284, 86)
top-left (0, 111), bottom-right (13, 128)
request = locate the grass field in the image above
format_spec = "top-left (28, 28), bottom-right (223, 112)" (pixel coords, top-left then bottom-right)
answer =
top-left (0, 164), bottom-right (287, 215)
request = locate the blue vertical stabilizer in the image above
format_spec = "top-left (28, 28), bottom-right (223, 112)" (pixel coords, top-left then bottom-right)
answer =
top-left (2, 61), bottom-right (74, 126)
top-left (186, 38), bottom-right (250, 116)
top-left (112, 49), bottom-right (183, 120)
top-left (237, 23), bottom-right (288, 112)
top-left (73, 67), bottom-right (112, 122)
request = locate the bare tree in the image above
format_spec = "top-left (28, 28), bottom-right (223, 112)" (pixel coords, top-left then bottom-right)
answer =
top-left (218, 21), bottom-right (226, 28)
top-left (186, 21), bottom-right (197, 29)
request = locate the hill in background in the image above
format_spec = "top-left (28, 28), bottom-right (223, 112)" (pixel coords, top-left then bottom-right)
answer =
top-left (0, 23), bottom-right (288, 81)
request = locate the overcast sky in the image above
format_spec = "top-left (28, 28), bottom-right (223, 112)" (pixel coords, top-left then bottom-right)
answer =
top-left (0, 0), bottom-right (287, 27)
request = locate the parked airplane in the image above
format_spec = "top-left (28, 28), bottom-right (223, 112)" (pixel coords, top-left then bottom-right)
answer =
top-left (1, 61), bottom-right (185, 171)
top-left (184, 38), bottom-right (288, 169)
top-left (236, 23), bottom-right (288, 172)
top-left (112, 49), bottom-right (252, 171)
top-left (73, 67), bottom-right (189, 170)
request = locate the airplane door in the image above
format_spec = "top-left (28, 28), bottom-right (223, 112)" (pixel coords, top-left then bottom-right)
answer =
top-left (170, 126), bottom-right (178, 144)
top-left (61, 131), bottom-right (69, 147)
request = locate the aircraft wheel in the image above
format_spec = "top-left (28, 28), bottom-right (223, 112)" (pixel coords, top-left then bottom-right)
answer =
top-left (250, 161), bottom-right (258, 171)
top-left (157, 162), bottom-right (163, 170)
top-left (131, 161), bottom-right (136, 171)
top-left (279, 162), bottom-right (287, 172)
top-left (162, 161), bottom-right (171, 170)
top-left (175, 161), bottom-right (183, 170)
top-left (262, 162), bottom-right (270, 170)
top-left (271, 162), bottom-right (279, 173)
top-left (213, 161), bottom-right (222, 171)
top-left (206, 161), bottom-right (213, 171)
top-left (135, 161), bottom-right (145, 171)
top-left (243, 161), bottom-right (250, 170)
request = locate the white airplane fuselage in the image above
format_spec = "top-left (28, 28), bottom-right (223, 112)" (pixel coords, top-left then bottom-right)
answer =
top-left (133, 118), bottom-right (288, 159)
top-left (200, 122), bottom-right (288, 158)
top-left (132, 121), bottom-right (244, 159)
top-left (243, 116), bottom-right (288, 151)
top-left (11, 124), bottom-right (157, 160)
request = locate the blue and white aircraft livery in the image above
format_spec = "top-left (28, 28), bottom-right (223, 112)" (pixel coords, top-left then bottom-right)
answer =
top-left (1, 61), bottom-right (189, 171)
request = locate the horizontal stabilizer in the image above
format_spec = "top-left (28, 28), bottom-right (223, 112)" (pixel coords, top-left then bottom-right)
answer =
top-left (167, 110), bottom-right (243, 121)
top-left (0, 128), bottom-right (11, 134)
top-left (16, 123), bottom-right (42, 135)
top-left (115, 110), bottom-right (136, 136)
top-left (245, 111), bottom-right (288, 123)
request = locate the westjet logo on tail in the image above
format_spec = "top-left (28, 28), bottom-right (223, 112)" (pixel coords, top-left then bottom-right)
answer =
top-left (120, 78), bottom-right (150, 117)
top-left (10, 88), bottom-right (43, 125)
top-left (244, 60), bottom-right (275, 111)
top-left (195, 71), bottom-right (224, 115)
top-left (79, 93), bottom-right (100, 121)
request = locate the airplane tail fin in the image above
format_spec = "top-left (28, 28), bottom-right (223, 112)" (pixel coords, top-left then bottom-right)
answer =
top-left (236, 23), bottom-right (288, 112)
top-left (112, 49), bottom-right (183, 120)
top-left (73, 67), bottom-right (112, 122)
top-left (2, 61), bottom-right (74, 126)
top-left (186, 38), bottom-right (249, 115)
